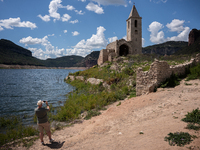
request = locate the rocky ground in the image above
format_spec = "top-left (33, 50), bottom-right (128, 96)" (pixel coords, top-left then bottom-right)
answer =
top-left (13, 79), bottom-right (200, 150)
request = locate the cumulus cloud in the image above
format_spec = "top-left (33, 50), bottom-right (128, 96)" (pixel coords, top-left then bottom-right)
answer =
top-left (166, 19), bottom-right (185, 33)
top-left (61, 14), bottom-right (71, 22)
top-left (142, 38), bottom-right (145, 47)
top-left (19, 26), bottom-right (108, 59)
top-left (91, 0), bottom-right (126, 5)
top-left (63, 30), bottom-right (67, 33)
top-left (148, 21), bottom-right (165, 44)
top-left (75, 10), bottom-right (85, 15)
top-left (0, 17), bottom-right (37, 31)
top-left (70, 19), bottom-right (79, 24)
top-left (68, 26), bottom-right (108, 56)
top-left (78, 0), bottom-right (86, 2)
top-left (38, 0), bottom-right (84, 22)
top-left (150, 0), bottom-right (167, 3)
top-left (148, 19), bottom-right (190, 44)
top-left (48, 0), bottom-right (61, 20)
top-left (19, 35), bottom-right (68, 59)
top-left (108, 36), bottom-right (118, 43)
top-left (38, 14), bottom-right (51, 22)
top-left (72, 31), bottom-right (80, 36)
top-left (86, 2), bottom-right (104, 14)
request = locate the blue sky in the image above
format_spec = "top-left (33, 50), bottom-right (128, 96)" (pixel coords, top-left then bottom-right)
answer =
top-left (0, 0), bottom-right (199, 60)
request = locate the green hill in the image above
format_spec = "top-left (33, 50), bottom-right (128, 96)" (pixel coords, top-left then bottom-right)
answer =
top-left (175, 37), bottom-right (200, 55)
top-left (0, 39), bottom-right (44, 66)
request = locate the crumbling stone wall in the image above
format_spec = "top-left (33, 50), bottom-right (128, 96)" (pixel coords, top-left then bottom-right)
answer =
top-left (136, 54), bottom-right (200, 96)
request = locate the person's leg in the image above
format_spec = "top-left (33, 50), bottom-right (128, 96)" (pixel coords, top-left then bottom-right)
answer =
top-left (46, 130), bottom-right (52, 140)
top-left (43, 122), bottom-right (53, 142)
top-left (40, 132), bottom-right (44, 142)
top-left (38, 124), bottom-right (44, 142)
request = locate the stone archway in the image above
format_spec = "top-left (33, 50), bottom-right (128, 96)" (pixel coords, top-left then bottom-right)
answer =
top-left (119, 44), bottom-right (129, 56)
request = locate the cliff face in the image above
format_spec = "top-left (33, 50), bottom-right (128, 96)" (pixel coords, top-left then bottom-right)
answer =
top-left (188, 29), bottom-right (200, 46)
top-left (142, 41), bottom-right (188, 55)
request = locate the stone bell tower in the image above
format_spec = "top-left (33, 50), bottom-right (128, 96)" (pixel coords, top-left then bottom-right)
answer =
top-left (126, 5), bottom-right (142, 54)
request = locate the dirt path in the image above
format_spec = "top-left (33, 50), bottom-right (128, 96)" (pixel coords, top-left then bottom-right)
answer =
top-left (15, 79), bottom-right (200, 150)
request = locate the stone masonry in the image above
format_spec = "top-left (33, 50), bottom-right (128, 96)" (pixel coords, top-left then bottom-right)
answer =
top-left (136, 53), bottom-right (200, 96)
top-left (97, 5), bottom-right (142, 65)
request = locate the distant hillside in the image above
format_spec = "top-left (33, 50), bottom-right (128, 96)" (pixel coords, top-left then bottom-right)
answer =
top-left (75, 51), bottom-right (100, 67)
top-left (175, 37), bottom-right (200, 55)
top-left (142, 41), bottom-right (188, 55)
top-left (42, 55), bottom-right (84, 67)
top-left (0, 39), bottom-right (100, 67)
top-left (0, 39), bottom-right (44, 66)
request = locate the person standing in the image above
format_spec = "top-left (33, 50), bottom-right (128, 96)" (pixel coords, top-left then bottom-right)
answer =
top-left (35, 100), bottom-right (54, 145)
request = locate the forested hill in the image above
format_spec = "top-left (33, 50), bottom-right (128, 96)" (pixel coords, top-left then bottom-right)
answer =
top-left (1, 38), bottom-right (200, 68)
top-left (0, 39), bottom-right (99, 67)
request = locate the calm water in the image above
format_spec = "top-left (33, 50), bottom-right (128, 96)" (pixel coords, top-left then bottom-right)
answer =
top-left (0, 69), bottom-right (80, 124)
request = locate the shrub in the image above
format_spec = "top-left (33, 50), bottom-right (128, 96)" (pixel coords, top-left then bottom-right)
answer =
top-left (84, 110), bottom-right (101, 120)
top-left (160, 73), bottom-right (181, 88)
top-left (164, 132), bottom-right (195, 147)
top-left (186, 64), bottom-right (200, 81)
top-left (182, 108), bottom-right (200, 124)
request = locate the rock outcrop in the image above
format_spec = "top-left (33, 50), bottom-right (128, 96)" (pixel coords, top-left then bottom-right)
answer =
top-left (188, 29), bottom-right (200, 46)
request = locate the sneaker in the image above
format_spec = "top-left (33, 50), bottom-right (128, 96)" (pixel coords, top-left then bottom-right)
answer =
top-left (49, 138), bottom-right (54, 143)
top-left (41, 141), bottom-right (45, 145)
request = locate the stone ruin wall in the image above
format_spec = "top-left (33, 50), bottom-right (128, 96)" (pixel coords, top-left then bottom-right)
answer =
top-left (136, 53), bottom-right (200, 96)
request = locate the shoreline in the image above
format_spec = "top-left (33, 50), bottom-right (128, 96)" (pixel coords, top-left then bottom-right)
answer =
top-left (0, 64), bottom-right (88, 70)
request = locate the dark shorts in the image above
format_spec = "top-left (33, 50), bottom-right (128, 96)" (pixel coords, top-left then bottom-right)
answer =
top-left (38, 122), bottom-right (50, 133)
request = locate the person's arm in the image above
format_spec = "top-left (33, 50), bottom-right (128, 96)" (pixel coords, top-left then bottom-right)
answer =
top-left (45, 101), bottom-right (50, 111)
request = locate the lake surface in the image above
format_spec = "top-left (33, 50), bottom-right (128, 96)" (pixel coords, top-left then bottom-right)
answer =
top-left (0, 69), bottom-right (80, 124)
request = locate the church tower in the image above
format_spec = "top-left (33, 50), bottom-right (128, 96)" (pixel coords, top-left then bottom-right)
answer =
top-left (126, 5), bottom-right (142, 54)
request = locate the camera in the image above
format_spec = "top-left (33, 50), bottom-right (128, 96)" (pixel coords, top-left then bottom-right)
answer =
top-left (43, 101), bottom-right (46, 103)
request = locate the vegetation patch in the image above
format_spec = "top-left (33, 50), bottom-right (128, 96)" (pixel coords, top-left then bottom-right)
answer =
top-left (84, 110), bottom-right (101, 120)
top-left (164, 132), bottom-right (196, 147)
top-left (159, 73), bottom-right (181, 88)
top-left (0, 116), bottom-right (39, 148)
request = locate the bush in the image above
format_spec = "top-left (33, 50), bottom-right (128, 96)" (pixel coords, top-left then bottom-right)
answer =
top-left (186, 64), bottom-right (200, 81)
top-left (0, 116), bottom-right (39, 147)
top-left (164, 132), bottom-right (195, 147)
top-left (84, 110), bottom-right (101, 120)
top-left (160, 73), bottom-right (181, 88)
top-left (182, 108), bottom-right (200, 124)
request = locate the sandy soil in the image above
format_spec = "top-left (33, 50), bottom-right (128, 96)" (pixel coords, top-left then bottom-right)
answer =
top-left (14, 79), bottom-right (200, 150)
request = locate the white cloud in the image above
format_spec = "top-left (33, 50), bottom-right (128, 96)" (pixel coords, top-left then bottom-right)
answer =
top-left (72, 31), bottom-right (80, 36)
top-left (142, 38), bottom-right (145, 47)
top-left (78, 0), bottom-right (86, 2)
top-left (108, 36), bottom-right (118, 43)
top-left (70, 19), bottom-right (79, 24)
top-left (19, 36), bottom-right (49, 45)
top-left (48, 0), bottom-right (61, 20)
top-left (91, 0), bottom-right (126, 5)
top-left (150, 0), bottom-right (167, 3)
top-left (86, 2), bottom-right (104, 14)
top-left (1, 0), bottom-right (3, 2)
top-left (66, 5), bottom-right (75, 10)
top-left (19, 35), bottom-right (68, 59)
top-left (148, 21), bottom-right (165, 44)
top-left (166, 19), bottom-right (185, 33)
top-left (61, 14), bottom-right (71, 22)
top-left (167, 27), bottom-right (190, 41)
top-left (68, 26), bottom-right (107, 57)
top-left (38, 14), bottom-right (51, 22)
top-left (75, 10), bottom-right (85, 15)
top-left (0, 17), bottom-right (37, 30)
top-left (64, 30), bottom-right (67, 33)
top-left (148, 19), bottom-right (190, 44)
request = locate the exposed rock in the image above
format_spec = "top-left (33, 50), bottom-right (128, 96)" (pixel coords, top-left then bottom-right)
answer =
top-left (188, 29), bottom-right (200, 46)
top-left (87, 78), bottom-right (103, 85)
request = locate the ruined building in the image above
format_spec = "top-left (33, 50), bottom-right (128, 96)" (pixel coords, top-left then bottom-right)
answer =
top-left (97, 5), bottom-right (142, 65)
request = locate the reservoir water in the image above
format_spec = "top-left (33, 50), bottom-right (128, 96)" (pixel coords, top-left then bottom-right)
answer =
top-left (0, 69), bottom-right (80, 124)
